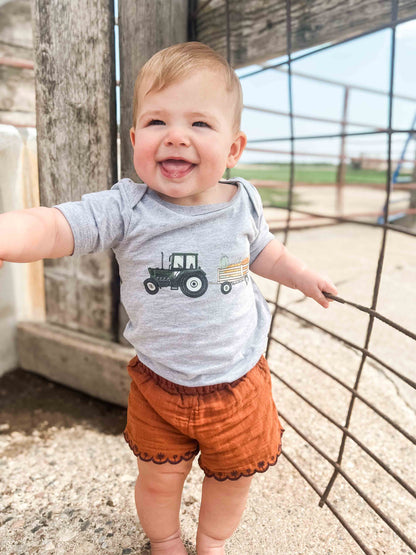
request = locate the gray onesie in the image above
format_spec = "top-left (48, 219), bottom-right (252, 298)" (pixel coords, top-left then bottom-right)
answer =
top-left (55, 177), bottom-right (274, 386)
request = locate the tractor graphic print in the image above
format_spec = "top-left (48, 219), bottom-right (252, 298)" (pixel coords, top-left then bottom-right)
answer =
top-left (144, 253), bottom-right (208, 298)
top-left (217, 256), bottom-right (249, 294)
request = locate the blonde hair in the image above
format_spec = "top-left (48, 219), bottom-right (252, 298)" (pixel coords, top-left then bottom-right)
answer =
top-left (132, 42), bottom-right (243, 133)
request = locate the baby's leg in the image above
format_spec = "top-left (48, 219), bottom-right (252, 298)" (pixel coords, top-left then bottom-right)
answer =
top-left (135, 458), bottom-right (194, 554)
top-left (196, 475), bottom-right (253, 554)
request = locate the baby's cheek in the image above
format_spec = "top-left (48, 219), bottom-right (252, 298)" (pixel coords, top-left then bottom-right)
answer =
top-left (133, 144), bottom-right (152, 175)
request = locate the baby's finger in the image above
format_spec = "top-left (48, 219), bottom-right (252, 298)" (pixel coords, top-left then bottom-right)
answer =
top-left (322, 279), bottom-right (338, 298)
top-left (314, 288), bottom-right (330, 308)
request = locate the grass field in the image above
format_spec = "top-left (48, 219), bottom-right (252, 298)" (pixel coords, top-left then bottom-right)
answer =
top-left (228, 163), bottom-right (393, 185)
top-left (227, 163), bottom-right (411, 207)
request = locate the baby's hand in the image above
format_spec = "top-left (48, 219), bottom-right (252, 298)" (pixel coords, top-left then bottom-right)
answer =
top-left (296, 269), bottom-right (338, 308)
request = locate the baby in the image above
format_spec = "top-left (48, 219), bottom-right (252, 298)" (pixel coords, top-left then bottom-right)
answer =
top-left (0, 42), bottom-right (337, 554)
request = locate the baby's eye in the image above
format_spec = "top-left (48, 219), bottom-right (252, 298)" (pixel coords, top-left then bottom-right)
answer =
top-left (193, 121), bottom-right (210, 128)
top-left (148, 119), bottom-right (165, 126)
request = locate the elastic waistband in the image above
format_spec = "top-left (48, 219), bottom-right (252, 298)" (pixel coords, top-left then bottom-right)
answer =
top-left (128, 355), bottom-right (265, 395)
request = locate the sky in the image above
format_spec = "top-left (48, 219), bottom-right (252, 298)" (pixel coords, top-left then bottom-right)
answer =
top-left (114, 13), bottom-right (416, 168)
top-left (236, 20), bottom-right (416, 166)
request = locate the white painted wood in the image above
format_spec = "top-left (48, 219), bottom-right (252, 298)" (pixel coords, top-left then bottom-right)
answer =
top-left (0, 125), bottom-right (45, 375)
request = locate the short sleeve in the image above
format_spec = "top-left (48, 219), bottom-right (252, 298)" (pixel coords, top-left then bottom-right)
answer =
top-left (249, 206), bottom-right (274, 262)
top-left (54, 178), bottom-right (147, 256)
top-left (232, 178), bottom-right (274, 262)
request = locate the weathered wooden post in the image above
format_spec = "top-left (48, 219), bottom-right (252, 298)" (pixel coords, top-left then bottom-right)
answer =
top-left (117, 0), bottom-right (188, 337)
top-left (17, 0), bottom-right (187, 405)
top-left (336, 86), bottom-right (349, 214)
top-left (31, 0), bottom-right (118, 341)
top-left (118, 0), bottom-right (188, 180)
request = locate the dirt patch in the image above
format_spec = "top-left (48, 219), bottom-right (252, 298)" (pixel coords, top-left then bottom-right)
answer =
top-left (0, 369), bottom-right (126, 441)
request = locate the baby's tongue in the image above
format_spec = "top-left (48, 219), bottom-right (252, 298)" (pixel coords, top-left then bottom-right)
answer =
top-left (161, 159), bottom-right (193, 177)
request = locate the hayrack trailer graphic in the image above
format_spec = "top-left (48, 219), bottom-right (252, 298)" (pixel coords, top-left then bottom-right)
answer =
top-left (217, 256), bottom-right (249, 294)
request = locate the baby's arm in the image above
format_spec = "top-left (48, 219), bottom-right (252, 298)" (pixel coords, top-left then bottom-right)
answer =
top-left (250, 238), bottom-right (338, 308)
top-left (0, 207), bottom-right (74, 268)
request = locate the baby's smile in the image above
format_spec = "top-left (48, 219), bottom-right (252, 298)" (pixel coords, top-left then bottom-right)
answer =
top-left (159, 158), bottom-right (196, 179)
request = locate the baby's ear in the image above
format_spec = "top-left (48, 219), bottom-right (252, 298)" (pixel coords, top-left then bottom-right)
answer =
top-left (227, 131), bottom-right (247, 168)
top-left (130, 128), bottom-right (136, 148)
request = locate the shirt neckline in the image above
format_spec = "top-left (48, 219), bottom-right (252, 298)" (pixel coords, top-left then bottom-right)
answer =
top-left (146, 181), bottom-right (241, 215)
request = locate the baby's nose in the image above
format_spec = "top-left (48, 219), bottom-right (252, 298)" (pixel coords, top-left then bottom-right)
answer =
top-left (164, 127), bottom-right (190, 147)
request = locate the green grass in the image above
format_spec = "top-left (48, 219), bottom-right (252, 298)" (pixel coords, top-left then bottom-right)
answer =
top-left (225, 163), bottom-right (403, 208)
top-left (228, 163), bottom-right (393, 185)
top-left (256, 187), bottom-right (291, 208)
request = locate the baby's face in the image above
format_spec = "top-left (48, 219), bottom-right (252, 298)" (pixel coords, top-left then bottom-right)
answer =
top-left (130, 71), bottom-right (246, 205)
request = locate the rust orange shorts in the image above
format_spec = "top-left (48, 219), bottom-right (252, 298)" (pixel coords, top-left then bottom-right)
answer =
top-left (124, 355), bottom-right (284, 481)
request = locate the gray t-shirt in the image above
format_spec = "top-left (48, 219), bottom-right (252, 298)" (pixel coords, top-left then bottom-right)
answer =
top-left (56, 177), bottom-right (274, 386)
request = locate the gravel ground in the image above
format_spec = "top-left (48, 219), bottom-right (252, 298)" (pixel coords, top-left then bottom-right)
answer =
top-left (1, 369), bottom-right (363, 555)
top-left (1, 352), bottom-right (414, 554)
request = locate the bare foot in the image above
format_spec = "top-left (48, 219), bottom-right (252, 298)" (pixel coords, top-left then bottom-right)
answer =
top-left (150, 530), bottom-right (187, 554)
top-left (196, 534), bottom-right (226, 555)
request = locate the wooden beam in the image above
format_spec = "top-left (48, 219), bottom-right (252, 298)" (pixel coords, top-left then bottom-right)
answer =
top-left (32, 0), bottom-right (118, 340)
top-left (194, 0), bottom-right (416, 68)
top-left (17, 322), bottom-right (134, 407)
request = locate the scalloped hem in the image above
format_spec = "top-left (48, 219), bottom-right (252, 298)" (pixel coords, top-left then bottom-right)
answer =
top-left (124, 430), bottom-right (199, 464)
top-left (199, 452), bottom-right (281, 481)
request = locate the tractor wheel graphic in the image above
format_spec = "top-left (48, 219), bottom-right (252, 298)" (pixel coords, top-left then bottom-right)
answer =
top-left (180, 272), bottom-right (208, 298)
top-left (220, 282), bottom-right (232, 294)
top-left (144, 278), bottom-right (159, 295)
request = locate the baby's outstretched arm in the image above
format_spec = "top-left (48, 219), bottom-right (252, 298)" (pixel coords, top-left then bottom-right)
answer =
top-left (0, 207), bottom-right (74, 268)
top-left (250, 239), bottom-right (338, 308)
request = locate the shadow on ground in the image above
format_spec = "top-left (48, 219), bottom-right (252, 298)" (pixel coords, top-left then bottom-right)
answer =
top-left (0, 369), bottom-right (127, 437)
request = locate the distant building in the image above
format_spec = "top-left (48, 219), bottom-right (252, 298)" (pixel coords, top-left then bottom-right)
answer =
top-left (350, 156), bottom-right (388, 171)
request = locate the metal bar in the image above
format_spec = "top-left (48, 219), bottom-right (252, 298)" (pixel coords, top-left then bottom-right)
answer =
top-left (281, 413), bottom-right (416, 552)
top-left (243, 103), bottom-right (384, 130)
top-left (267, 206), bottom-right (416, 237)
top-left (269, 362), bottom-right (413, 496)
top-left (256, 182), bottom-right (416, 193)
top-left (271, 336), bottom-right (416, 446)
top-left (0, 56), bottom-right (34, 70)
top-left (272, 66), bottom-right (416, 103)
top-left (269, 304), bottom-right (416, 390)
top-left (246, 128), bottom-right (415, 143)
top-left (246, 146), bottom-right (345, 159)
top-left (245, 145), bottom-right (414, 165)
top-left (323, 293), bottom-right (416, 341)
top-left (267, 207), bottom-right (416, 222)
